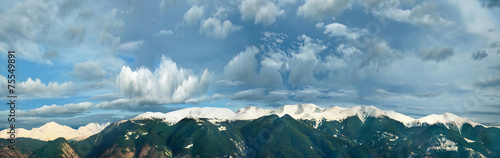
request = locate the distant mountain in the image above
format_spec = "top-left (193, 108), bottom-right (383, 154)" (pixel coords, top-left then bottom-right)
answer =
top-left (0, 122), bottom-right (109, 141)
top-left (1, 104), bottom-right (499, 157)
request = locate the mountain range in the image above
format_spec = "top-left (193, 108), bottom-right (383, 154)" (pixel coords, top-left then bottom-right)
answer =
top-left (1, 104), bottom-right (499, 157)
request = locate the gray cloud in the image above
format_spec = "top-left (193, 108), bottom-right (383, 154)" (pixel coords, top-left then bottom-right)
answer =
top-left (360, 40), bottom-right (401, 69)
top-left (222, 46), bottom-right (259, 84)
top-left (43, 49), bottom-right (58, 59)
top-left (419, 46), bottom-right (454, 62)
top-left (288, 35), bottom-right (324, 85)
top-left (71, 61), bottom-right (108, 81)
top-left (58, 0), bottom-right (83, 17)
top-left (472, 50), bottom-right (488, 60)
top-left (488, 64), bottom-right (500, 70)
top-left (221, 46), bottom-right (283, 87)
top-left (22, 102), bottom-right (94, 117)
top-left (480, 0), bottom-right (500, 8)
top-left (231, 88), bottom-right (267, 101)
top-left (65, 25), bottom-right (87, 43)
top-left (475, 77), bottom-right (500, 88)
top-left (89, 93), bottom-right (122, 101)
top-left (230, 88), bottom-right (289, 104)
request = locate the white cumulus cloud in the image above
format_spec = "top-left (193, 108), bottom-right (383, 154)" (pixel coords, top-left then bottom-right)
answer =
top-left (323, 22), bottom-right (364, 40)
top-left (16, 78), bottom-right (73, 98)
top-left (200, 17), bottom-right (242, 39)
top-left (183, 5), bottom-right (205, 26)
top-left (112, 56), bottom-right (212, 107)
top-left (118, 40), bottom-right (144, 51)
top-left (239, 0), bottom-right (285, 26)
top-left (297, 0), bottom-right (351, 20)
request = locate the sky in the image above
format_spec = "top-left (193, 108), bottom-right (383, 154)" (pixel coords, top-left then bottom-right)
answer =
top-left (0, 0), bottom-right (499, 129)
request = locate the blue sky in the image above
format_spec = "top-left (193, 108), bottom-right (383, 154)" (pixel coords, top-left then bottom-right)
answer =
top-left (0, 0), bottom-right (499, 129)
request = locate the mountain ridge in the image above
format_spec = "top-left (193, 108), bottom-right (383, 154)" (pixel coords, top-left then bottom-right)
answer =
top-left (1, 104), bottom-right (496, 142)
top-left (131, 104), bottom-right (493, 129)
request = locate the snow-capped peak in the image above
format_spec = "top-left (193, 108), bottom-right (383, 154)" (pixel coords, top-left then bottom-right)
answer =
top-left (410, 112), bottom-right (479, 130)
top-left (234, 106), bottom-right (273, 120)
top-left (0, 122), bottom-right (109, 141)
top-left (131, 107), bottom-right (236, 124)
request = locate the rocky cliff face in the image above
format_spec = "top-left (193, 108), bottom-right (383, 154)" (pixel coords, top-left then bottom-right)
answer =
top-left (0, 148), bottom-right (26, 157)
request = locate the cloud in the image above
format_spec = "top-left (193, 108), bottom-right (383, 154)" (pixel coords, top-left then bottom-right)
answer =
top-left (288, 35), bottom-right (326, 85)
top-left (489, 64), bottom-right (500, 70)
top-left (0, 0), bottom-right (56, 64)
top-left (239, 0), bottom-right (284, 25)
top-left (43, 49), bottom-right (59, 59)
top-left (222, 46), bottom-right (259, 84)
top-left (23, 102), bottom-right (94, 117)
top-left (199, 17), bottom-right (242, 39)
top-left (360, 40), bottom-right (401, 69)
top-left (118, 40), bottom-right (144, 51)
top-left (418, 46), bottom-right (454, 62)
top-left (294, 87), bottom-right (321, 102)
top-left (297, 0), bottom-right (351, 20)
top-left (221, 46), bottom-right (283, 87)
top-left (257, 65), bottom-right (284, 87)
top-left (472, 50), bottom-right (488, 60)
top-left (57, 0), bottom-right (83, 17)
top-left (89, 93), bottom-right (122, 101)
top-left (71, 61), bottom-right (108, 81)
top-left (16, 78), bottom-right (73, 98)
top-left (160, 0), bottom-right (176, 9)
top-left (323, 22), bottom-right (364, 40)
top-left (112, 56), bottom-right (212, 107)
top-left (98, 30), bottom-right (121, 47)
top-left (373, 2), bottom-right (453, 28)
top-left (154, 29), bottom-right (174, 36)
top-left (64, 25), bottom-right (86, 43)
top-left (183, 5), bottom-right (205, 26)
top-left (475, 77), bottom-right (500, 88)
top-left (480, 0), bottom-right (500, 8)
top-left (231, 88), bottom-right (288, 103)
top-left (231, 88), bottom-right (266, 101)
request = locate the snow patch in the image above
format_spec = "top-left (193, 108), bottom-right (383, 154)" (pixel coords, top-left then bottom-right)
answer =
top-left (218, 126), bottom-right (226, 131)
top-left (426, 136), bottom-right (458, 152)
top-left (464, 137), bottom-right (475, 143)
